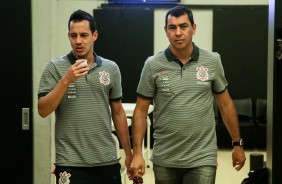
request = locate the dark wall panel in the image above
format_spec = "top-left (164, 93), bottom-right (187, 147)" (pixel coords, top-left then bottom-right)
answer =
top-left (213, 7), bottom-right (268, 101)
top-left (94, 8), bottom-right (154, 103)
top-left (275, 0), bottom-right (282, 29)
top-left (0, 0), bottom-right (33, 183)
top-left (272, 1), bottom-right (282, 183)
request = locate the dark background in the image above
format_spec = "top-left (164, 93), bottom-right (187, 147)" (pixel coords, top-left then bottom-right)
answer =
top-left (213, 7), bottom-right (268, 100)
top-left (94, 8), bottom-right (154, 103)
top-left (0, 0), bottom-right (33, 183)
top-left (272, 0), bottom-right (282, 183)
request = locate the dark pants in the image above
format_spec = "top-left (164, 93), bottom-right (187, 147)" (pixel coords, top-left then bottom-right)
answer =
top-left (54, 163), bottom-right (121, 184)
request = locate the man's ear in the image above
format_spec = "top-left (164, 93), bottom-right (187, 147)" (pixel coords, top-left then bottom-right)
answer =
top-left (93, 31), bottom-right (98, 42)
top-left (192, 24), bottom-right (196, 35)
top-left (164, 26), bottom-right (168, 37)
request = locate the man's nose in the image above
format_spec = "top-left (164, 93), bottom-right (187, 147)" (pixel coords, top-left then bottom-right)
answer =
top-left (175, 27), bottom-right (182, 35)
top-left (75, 36), bottom-right (82, 44)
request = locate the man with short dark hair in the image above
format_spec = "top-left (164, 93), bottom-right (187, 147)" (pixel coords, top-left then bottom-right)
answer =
top-left (130, 6), bottom-right (246, 184)
top-left (38, 10), bottom-right (132, 184)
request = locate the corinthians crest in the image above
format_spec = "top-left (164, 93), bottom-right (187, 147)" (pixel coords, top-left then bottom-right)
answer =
top-left (196, 66), bottom-right (209, 81)
top-left (58, 171), bottom-right (71, 184)
top-left (99, 71), bottom-right (110, 85)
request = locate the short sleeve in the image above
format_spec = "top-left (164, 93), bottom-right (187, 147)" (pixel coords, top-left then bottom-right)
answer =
top-left (212, 53), bottom-right (228, 93)
top-left (136, 57), bottom-right (155, 98)
top-left (38, 61), bottom-right (60, 98)
top-left (109, 64), bottom-right (123, 100)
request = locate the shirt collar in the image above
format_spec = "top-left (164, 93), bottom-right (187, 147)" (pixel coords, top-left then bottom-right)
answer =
top-left (164, 42), bottom-right (200, 62)
top-left (67, 51), bottom-right (102, 66)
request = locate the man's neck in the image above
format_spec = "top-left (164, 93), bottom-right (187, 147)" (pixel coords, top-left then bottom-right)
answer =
top-left (171, 45), bottom-right (193, 65)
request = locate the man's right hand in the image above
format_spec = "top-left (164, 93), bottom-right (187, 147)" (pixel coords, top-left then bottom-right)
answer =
top-left (130, 153), bottom-right (146, 178)
top-left (65, 59), bottom-right (89, 83)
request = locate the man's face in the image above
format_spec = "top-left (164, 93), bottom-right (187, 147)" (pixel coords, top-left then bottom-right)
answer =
top-left (68, 20), bottom-right (97, 58)
top-left (165, 14), bottom-right (196, 51)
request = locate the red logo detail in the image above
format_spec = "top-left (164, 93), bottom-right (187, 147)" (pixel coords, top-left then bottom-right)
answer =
top-left (160, 70), bottom-right (170, 75)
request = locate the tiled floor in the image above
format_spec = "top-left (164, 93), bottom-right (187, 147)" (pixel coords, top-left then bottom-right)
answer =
top-left (119, 149), bottom-right (266, 184)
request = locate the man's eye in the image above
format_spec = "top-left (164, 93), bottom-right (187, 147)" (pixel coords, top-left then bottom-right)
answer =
top-left (180, 25), bottom-right (188, 30)
top-left (168, 26), bottom-right (176, 30)
top-left (70, 34), bottom-right (77, 38)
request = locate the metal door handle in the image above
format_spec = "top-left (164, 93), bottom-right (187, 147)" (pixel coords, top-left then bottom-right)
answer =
top-left (22, 108), bottom-right (29, 130)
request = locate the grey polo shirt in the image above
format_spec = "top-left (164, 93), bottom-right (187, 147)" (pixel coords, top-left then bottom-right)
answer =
top-left (137, 43), bottom-right (228, 168)
top-left (38, 52), bottom-right (122, 167)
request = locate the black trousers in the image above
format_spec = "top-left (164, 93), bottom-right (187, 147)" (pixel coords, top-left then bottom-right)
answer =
top-left (54, 163), bottom-right (122, 184)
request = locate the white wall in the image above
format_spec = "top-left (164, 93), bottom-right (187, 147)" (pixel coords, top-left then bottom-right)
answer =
top-left (32, 0), bottom-right (268, 184)
top-left (32, 0), bottom-right (55, 183)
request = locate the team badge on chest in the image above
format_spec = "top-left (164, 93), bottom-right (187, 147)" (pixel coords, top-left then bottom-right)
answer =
top-left (196, 66), bottom-right (209, 81)
top-left (99, 71), bottom-right (110, 85)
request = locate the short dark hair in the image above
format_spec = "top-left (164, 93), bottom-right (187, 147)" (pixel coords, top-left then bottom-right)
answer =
top-left (68, 10), bottom-right (97, 33)
top-left (165, 6), bottom-right (194, 28)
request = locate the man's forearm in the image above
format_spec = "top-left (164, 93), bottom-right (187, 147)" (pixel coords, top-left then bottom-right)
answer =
top-left (132, 111), bottom-right (147, 154)
top-left (220, 103), bottom-right (241, 141)
top-left (38, 76), bottom-right (70, 117)
top-left (114, 118), bottom-right (132, 156)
